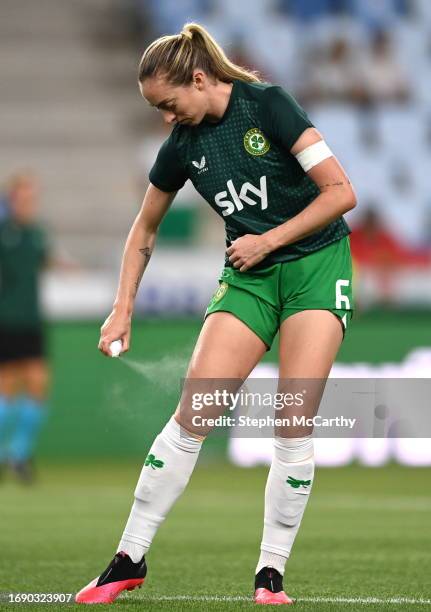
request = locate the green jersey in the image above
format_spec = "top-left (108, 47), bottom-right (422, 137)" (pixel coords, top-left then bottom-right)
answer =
top-left (149, 79), bottom-right (350, 269)
top-left (0, 218), bottom-right (49, 330)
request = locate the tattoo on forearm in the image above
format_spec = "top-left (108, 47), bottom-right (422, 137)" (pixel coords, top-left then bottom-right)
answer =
top-left (134, 275), bottom-right (142, 295)
top-left (318, 180), bottom-right (351, 188)
top-left (134, 247), bottom-right (152, 295)
top-left (139, 247), bottom-right (152, 266)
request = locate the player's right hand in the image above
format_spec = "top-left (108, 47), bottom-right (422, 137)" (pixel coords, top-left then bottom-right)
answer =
top-left (98, 308), bottom-right (132, 356)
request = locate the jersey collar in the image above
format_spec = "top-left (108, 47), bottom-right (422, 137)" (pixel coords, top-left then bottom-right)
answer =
top-left (202, 79), bottom-right (239, 126)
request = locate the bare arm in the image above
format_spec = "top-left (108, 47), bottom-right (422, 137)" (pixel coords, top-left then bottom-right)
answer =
top-left (98, 183), bottom-right (176, 356)
top-left (227, 128), bottom-right (357, 271)
top-left (266, 127), bottom-right (357, 248)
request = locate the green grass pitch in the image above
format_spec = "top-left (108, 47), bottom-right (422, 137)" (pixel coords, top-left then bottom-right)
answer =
top-left (1, 462), bottom-right (430, 611)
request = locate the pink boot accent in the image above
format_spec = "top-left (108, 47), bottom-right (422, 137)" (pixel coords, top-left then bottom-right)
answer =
top-left (75, 577), bottom-right (144, 604)
top-left (254, 587), bottom-right (295, 605)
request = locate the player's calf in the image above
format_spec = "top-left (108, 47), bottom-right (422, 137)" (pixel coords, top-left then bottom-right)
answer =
top-left (116, 414), bottom-right (203, 561)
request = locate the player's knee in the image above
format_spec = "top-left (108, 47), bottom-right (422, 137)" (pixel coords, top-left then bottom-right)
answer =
top-left (174, 405), bottom-right (208, 441)
top-left (0, 364), bottom-right (20, 397)
top-left (24, 361), bottom-right (50, 400)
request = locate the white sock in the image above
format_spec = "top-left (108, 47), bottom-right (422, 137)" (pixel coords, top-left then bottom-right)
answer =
top-left (117, 415), bottom-right (203, 562)
top-left (256, 436), bottom-right (314, 576)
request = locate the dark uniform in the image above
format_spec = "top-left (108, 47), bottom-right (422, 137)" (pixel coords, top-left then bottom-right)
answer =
top-left (0, 218), bottom-right (49, 362)
top-left (149, 79), bottom-right (354, 348)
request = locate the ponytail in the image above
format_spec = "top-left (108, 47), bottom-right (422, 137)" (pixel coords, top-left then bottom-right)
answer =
top-left (138, 22), bottom-right (261, 86)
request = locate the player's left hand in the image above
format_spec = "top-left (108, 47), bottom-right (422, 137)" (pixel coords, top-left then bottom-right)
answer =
top-left (226, 234), bottom-right (272, 272)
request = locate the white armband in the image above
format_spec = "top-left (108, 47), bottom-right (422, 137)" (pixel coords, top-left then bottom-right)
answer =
top-left (294, 140), bottom-right (333, 172)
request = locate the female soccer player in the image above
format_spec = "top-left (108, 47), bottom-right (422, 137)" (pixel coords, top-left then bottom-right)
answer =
top-left (0, 174), bottom-right (50, 483)
top-left (76, 22), bottom-right (356, 605)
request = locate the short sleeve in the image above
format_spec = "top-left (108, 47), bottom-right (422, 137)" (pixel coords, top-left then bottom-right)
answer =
top-left (149, 134), bottom-right (188, 192)
top-left (260, 86), bottom-right (314, 151)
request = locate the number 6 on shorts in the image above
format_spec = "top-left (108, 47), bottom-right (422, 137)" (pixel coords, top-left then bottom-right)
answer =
top-left (335, 279), bottom-right (351, 310)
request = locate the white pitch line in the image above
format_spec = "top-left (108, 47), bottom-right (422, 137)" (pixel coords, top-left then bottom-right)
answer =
top-left (133, 594), bottom-right (431, 605)
top-left (302, 597), bottom-right (431, 605)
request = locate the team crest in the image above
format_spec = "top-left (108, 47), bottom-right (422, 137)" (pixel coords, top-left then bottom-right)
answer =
top-left (244, 128), bottom-right (270, 156)
top-left (213, 281), bottom-right (228, 303)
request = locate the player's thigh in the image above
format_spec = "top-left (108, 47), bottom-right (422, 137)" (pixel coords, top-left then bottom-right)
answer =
top-left (279, 309), bottom-right (343, 379)
top-left (187, 311), bottom-right (267, 378)
top-left (276, 309), bottom-right (343, 437)
top-left (21, 358), bottom-right (50, 400)
top-left (175, 311), bottom-right (267, 435)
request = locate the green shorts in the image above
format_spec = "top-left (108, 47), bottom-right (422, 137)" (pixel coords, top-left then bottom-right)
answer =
top-left (204, 236), bottom-right (354, 349)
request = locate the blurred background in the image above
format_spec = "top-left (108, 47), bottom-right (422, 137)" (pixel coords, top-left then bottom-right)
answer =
top-left (1, 0), bottom-right (431, 479)
top-left (1, 3), bottom-right (431, 605)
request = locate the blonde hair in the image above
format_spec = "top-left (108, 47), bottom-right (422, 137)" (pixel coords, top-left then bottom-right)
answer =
top-left (138, 22), bottom-right (262, 86)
